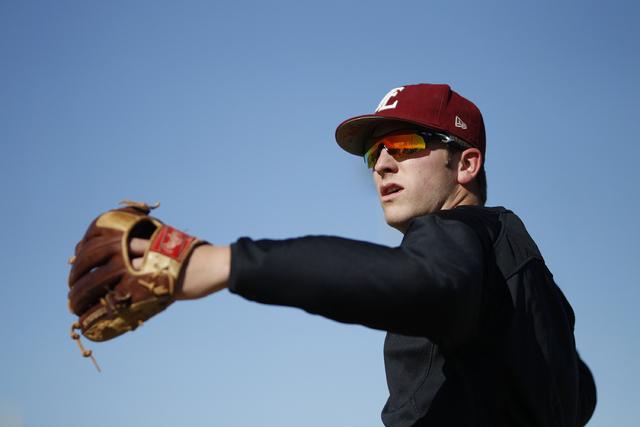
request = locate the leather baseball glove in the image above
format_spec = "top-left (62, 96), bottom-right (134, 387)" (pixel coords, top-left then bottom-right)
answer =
top-left (68, 201), bottom-right (206, 369)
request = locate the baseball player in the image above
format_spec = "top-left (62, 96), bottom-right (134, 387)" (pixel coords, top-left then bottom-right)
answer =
top-left (69, 84), bottom-right (596, 426)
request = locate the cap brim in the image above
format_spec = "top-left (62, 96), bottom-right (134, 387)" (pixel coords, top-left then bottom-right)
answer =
top-left (335, 114), bottom-right (438, 156)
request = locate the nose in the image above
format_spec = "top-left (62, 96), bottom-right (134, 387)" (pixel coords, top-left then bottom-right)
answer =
top-left (373, 146), bottom-right (398, 174)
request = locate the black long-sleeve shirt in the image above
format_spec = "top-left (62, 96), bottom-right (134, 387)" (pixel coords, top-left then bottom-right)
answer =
top-left (228, 206), bottom-right (596, 426)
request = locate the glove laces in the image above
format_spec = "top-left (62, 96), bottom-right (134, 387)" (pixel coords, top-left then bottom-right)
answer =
top-left (71, 323), bottom-right (100, 372)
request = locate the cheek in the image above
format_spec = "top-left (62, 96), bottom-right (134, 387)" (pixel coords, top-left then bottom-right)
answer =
top-left (411, 166), bottom-right (435, 189)
top-left (412, 163), bottom-right (453, 196)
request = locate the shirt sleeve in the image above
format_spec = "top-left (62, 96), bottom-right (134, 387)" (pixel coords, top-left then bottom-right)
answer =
top-left (228, 212), bottom-right (486, 345)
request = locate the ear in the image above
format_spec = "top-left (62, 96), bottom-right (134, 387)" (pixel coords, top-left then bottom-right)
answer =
top-left (456, 148), bottom-right (482, 185)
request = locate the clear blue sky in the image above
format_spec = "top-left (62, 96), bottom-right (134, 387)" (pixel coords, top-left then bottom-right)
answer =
top-left (1, 1), bottom-right (638, 426)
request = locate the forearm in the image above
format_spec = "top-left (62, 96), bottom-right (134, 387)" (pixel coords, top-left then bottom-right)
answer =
top-left (175, 244), bottom-right (231, 300)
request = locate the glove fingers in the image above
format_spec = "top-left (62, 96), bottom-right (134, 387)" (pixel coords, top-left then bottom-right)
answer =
top-left (68, 260), bottom-right (127, 315)
top-left (72, 217), bottom-right (116, 253)
top-left (68, 235), bottom-right (123, 287)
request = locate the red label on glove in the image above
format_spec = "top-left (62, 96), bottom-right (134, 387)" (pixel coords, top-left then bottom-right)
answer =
top-left (149, 226), bottom-right (197, 262)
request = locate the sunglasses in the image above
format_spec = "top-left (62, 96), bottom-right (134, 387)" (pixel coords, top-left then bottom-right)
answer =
top-left (363, 130), bottom-right (461, 168)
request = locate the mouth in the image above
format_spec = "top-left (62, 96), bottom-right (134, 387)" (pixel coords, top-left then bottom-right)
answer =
top-left (380, 183), bottom-right (403, 199)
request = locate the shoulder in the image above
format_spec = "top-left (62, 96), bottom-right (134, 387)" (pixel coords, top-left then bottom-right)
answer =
top-left (399, 206), bottom-right (500, 259)
top-left (434, 205), bottom-right (505, 227)
top-left (406, 205), bottom-right (506, 245)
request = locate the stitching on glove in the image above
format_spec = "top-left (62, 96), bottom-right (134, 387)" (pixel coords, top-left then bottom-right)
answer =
top-left (138, 267), bottom-right (170, 296)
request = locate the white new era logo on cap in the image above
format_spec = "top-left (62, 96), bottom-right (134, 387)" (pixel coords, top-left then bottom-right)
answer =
top-left (455, 116), bottom-right (467, 129)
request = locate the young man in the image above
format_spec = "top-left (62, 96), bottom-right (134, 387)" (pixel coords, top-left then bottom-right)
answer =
top-left (134, 84), bottom-right (597, 426)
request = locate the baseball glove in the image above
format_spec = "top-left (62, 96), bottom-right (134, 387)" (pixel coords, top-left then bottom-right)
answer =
top-left (68, 200), bottom-right (206, 369)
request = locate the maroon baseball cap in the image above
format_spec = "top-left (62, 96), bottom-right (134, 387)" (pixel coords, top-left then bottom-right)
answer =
top-left (335, 84), bottom-right (486, 158)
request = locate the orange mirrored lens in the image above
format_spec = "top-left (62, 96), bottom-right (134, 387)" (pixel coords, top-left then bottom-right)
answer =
top-left (364, 132), bottom-right (427, 168)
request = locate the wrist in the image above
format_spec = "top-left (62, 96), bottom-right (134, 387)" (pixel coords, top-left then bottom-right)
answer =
top-left (176, 244), bottom-right (231, 300)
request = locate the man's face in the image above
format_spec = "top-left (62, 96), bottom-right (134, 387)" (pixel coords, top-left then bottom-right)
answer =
top-left (371, 121), bottom-right (460, 233)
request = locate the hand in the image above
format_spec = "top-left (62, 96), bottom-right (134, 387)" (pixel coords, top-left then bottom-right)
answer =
top-left (129, 237), bottom-right (148, 270)
top-left (129, 238), bottom-right (230, 300)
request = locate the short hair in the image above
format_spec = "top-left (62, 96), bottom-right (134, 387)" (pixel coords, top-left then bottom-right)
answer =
top-left (444, 135), bottom-right (487, 206)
